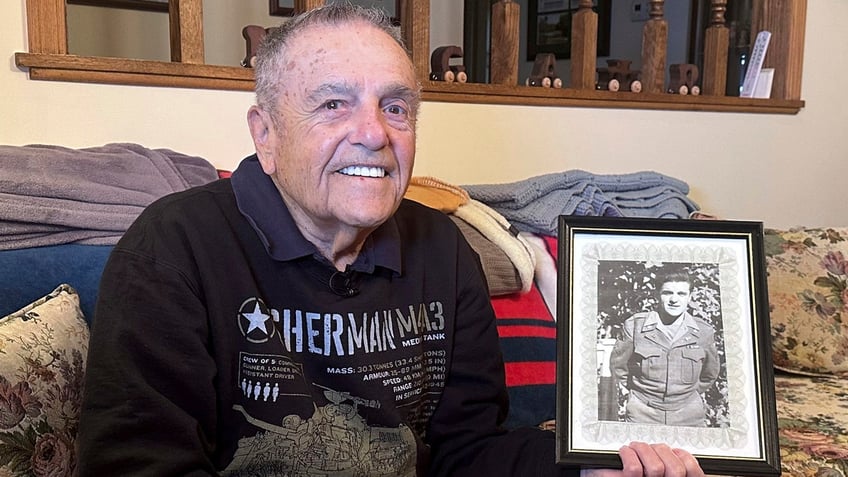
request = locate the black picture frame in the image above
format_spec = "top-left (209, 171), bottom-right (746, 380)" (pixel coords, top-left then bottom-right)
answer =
top-left (527, 0), bottom-right (611, 61)
top-left (269, 0), bottom-right (293, 16)
top-left (555, 216), bottom-right (780, 476)
top-left (67, 0), bottom-right (168, 12)
top-left (270, 0), bottom-right (399, 20)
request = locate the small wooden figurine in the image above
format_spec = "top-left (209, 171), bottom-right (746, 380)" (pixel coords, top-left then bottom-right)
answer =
top-left (525, 53), bottom-right (562, 88)
top-left (668, 63), bottom-right (701, 95)
top-left (596, 59), bottom-right (642, 93)
top-left (429, 46), bottom-right (468, 83)
top-left (241, 25), bottom-right (273, 68)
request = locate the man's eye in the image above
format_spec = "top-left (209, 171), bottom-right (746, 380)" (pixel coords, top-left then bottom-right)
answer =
top-left (324, 100), bottom-right (341, 110)
top-left (385, 104), bottom-right (407, 116)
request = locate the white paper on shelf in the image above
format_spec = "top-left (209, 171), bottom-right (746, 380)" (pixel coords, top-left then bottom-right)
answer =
top-left (753, 68), bottom-right (774, 99)
top-left (740, 31), bottom-right (772, 98)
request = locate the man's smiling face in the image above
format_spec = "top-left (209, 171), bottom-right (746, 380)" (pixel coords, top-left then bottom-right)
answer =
top-left (256, 19), bottom-right (419, 239)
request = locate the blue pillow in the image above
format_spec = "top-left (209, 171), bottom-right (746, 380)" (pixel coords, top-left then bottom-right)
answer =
top-left (0, 244), bottom-right (113, 324)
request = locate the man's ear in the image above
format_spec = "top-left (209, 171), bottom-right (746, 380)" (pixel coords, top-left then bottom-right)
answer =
top-left (247, 105), bottom-right (279, 175)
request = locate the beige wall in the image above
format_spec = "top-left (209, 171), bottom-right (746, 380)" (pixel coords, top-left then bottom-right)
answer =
top-left (2, 0), bottom-right (846, 229)
top-left (67, 2), bottom-right (282, 66)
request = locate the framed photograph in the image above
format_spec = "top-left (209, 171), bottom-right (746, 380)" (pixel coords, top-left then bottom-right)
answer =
top-left (67, 0), bottom-right (168, 12)
top-left (270, 0), bottom-right (398, 19)
top-left (556, 216), bottom-right (780, 476)
top-left (527, 0), bottom-right (611, 61)
top-left (537, 0), bottom-right (571, 14)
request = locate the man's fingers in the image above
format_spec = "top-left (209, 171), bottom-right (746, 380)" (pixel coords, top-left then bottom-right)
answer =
top-left (650, 444), bottom-right (684, 477)
top-left (672, 448), bottom-right (705, 477)
top-left (627, 442), bottom-right (664, 476)
top-left (623, 442), bottom-right (705, 477)
top-left (617, 444), bottom-right (644, 477)
top-left (587, 443), bottom-right (706, 477)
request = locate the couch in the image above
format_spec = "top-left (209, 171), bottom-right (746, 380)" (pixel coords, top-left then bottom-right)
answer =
top-left (0, 144), bottom-right (846, 476)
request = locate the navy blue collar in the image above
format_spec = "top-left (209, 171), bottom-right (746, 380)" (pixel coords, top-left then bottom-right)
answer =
top-left (230, 155), bottom-right (402, 275)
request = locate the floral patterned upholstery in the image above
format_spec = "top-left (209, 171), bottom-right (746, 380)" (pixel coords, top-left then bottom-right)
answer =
top-left (764, 227), bottom-right (848, 476)
top-left (764, 227), bottom-right (848, 376)
top-left (0, 284), bottom-right (88, 476)
top-left (776, 372), bottom-right (848, 476)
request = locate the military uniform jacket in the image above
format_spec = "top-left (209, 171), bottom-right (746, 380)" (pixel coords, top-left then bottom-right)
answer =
top-left (610, 311), bottom-right (720, 410)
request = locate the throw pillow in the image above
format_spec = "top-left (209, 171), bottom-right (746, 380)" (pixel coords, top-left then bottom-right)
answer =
top-left (764, 227), bottom-right (848, 375)
top-left (0, 284), bottom-right (89, 475)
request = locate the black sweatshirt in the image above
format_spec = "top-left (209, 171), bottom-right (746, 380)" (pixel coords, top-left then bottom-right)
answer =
top-left (77, 155), bottom-right (576, 476)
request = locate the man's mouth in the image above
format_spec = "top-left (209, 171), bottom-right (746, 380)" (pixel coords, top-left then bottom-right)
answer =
top-left (338, 166), bottom-right (386, 178)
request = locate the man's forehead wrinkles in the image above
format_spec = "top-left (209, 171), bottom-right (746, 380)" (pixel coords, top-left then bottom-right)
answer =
top-left (384, 82), bottom-right (418, 97)
top-left (304, 81), bottom-right (356, 102)
top-left (304, 79), bottom-right (418, 102)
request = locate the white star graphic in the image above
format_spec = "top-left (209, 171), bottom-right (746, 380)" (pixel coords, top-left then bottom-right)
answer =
top-left (242, 302), bottom-right (270, 335)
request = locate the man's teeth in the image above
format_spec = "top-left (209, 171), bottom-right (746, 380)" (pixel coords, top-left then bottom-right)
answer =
top-left (339, 166), bottom-right (386, 178)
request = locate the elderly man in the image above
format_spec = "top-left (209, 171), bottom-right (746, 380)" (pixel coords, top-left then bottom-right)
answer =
top-left (610, 270), bottom-right (721, 427)
top-left (77, 5), bottom-right (705, 476)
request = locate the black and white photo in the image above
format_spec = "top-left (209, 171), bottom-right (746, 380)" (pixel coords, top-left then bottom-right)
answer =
top-left (556, 216), bottom-right (780, 476)
top-left (602, 263), bottom-right (725, 428)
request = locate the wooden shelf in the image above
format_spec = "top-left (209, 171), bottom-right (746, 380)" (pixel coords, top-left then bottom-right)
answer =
top-left (15, 53), bottom-right (254, 90)
top-left (20, 0), bottom-right (806, 115)
top-left (15, 53), bottom-right (804, 115)
top-left (422, 81), bottom-right (804, 114)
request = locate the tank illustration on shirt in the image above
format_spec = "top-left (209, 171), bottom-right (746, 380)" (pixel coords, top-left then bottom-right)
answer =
top-left (223, 384), bottom-right (417, 476)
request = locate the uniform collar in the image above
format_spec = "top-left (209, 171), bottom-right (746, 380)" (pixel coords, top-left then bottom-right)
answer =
top-left (230, 155), bottom-right (402, 275)
top-left (641, 311), bottom-right (698, 333)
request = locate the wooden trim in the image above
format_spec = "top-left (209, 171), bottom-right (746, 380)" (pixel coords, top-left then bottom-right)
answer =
top-left (489, 0), bottom-right (520, 85)
top-left (753, 0), bottom-right (806, 100)
top-left (401, 0), bottom-right (430, 83)
top-left (14, 52), bottom-right (804, 113)
top-left (20, 0), bottom-right (806, 114)
top-left (570, 1), bottom-right (599, 91)
top-left (169, 0), bottom-right (204, 64)
top-left (641, 1), bottom-right (668, 94)
top-left (701, 0), bottom-right (729, 96)
top-left (15, 53), bottom-right (255, 90)
top-left (27, 67), bottom-right (254, 91)
top-left (26, 0), bottom-right (67, 54)
top-left (422, 81), bottom-right (803, 113)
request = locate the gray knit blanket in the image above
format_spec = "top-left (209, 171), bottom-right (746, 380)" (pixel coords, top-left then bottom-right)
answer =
top-left (463, 170), bottom-right (700, 236)
top-left (0, 143), bottom-right (220, 250)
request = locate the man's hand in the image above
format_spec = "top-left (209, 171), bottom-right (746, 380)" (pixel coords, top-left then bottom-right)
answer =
top-left (580, 442), bottom-right (705, 477)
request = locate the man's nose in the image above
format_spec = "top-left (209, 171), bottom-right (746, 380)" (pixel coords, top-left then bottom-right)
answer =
top-left (349, 104), bottom-right (389, 150)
